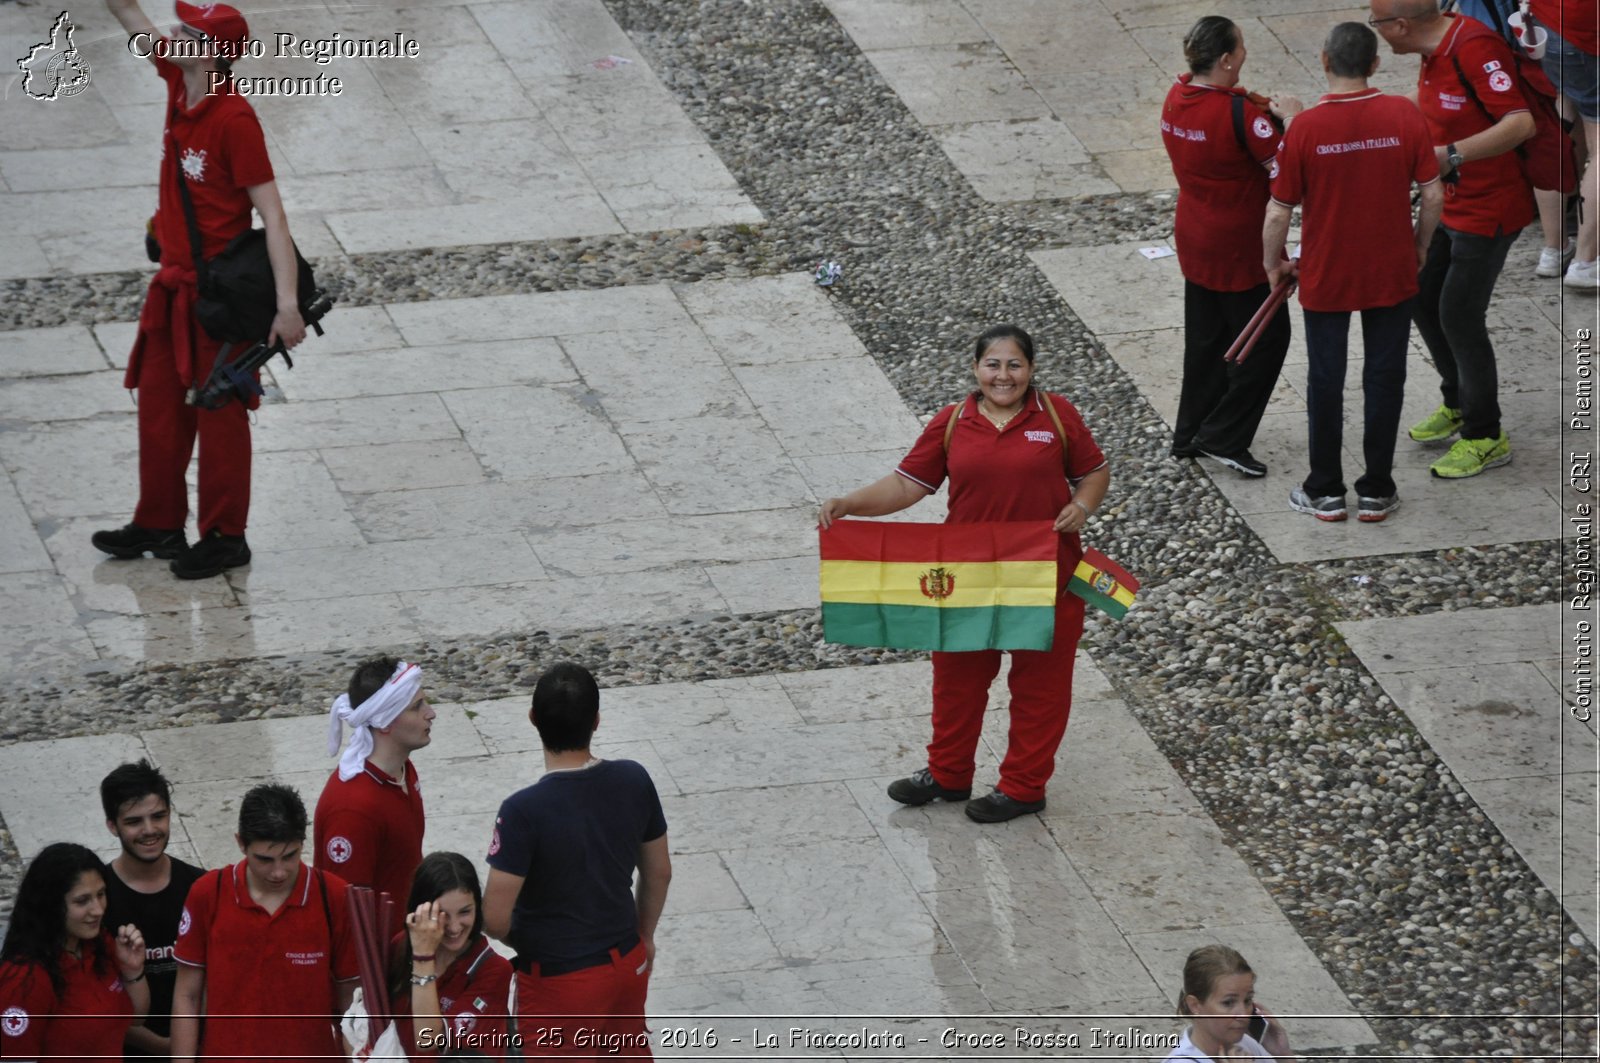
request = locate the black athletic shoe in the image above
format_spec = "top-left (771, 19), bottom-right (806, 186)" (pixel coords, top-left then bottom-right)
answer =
top-left (964, 789), bottom-right (1046, 823)
top-left (170, 530), bottom-right (251, 580)
top-left (1170, 443), bottom-right (1201, 459)
top-left (91, 523), bottom-right (188, 560)
top-left (1198, 447), bottom-right (1267, 478)
top-left (887, 768), bottom-right (972, 806)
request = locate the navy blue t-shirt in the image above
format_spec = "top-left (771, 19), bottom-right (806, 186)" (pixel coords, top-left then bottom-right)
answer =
top-left (486, 759), bottom-right (666, 963)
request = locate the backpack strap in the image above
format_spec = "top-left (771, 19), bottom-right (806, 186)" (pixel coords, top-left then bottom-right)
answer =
top-left (1448, 51), bottom-right (1497, 127)
top-left (944, 388), bottom-right (1073, 477)
top-left (940, 398), bottom-right (964, 454)
top-left (316, 868), bottom-right (332, 934)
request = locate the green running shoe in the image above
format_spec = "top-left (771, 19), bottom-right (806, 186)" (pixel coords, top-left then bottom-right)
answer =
top-left (1408, 404), bottom-right (1464, 443)
top-left (1430, 432), bottom-right (1511, 478)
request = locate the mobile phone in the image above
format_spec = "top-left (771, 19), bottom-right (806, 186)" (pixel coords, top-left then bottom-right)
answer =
top-left (1247, 1007), bottom-right (1269, 1043)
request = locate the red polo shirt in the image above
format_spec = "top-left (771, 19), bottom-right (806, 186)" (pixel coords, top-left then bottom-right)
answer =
top-left (1531, 0), bottom-right (1599, 55)
top-left (897, 389), bottom-right (1106, 579)
top-left (1161, 75), bottom-right (1281, 292)
top-left (1271, 89), bottom-right (1439, 312)
top-left (1418, 14), bottom-right (1534, 237)
top-left (314, 759), bottom-right (425, 940)
top-left (390, 936), bottom-right (514, 1060)
top-left (0, 936), bottom-right (133, 1063)
top-left (152, 54), bottom-right (273, 270)
top-left (174, 861), bottom-right (358, 1061)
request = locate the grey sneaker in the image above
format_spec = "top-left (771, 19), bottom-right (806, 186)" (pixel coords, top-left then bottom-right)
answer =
top-left (1289, 484), bottom-right (1347, 522)
top-left (887, 768), bottom-right (971, 806)
top-left (1357, 494), bottom-right (1400, 522)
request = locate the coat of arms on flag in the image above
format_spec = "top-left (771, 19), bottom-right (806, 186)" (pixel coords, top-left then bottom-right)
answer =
top-left (1067, 548), bottom-right (1140, 619)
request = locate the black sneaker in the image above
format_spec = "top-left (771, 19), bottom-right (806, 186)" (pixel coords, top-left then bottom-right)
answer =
top-left (1357, 494), bottom-right (1400, 523)
top-left (887, 768), bottom-right (971, 806)
top-left (964, 789), bottom-right (1046, 823)
top-left (1197, 447), bottom-right (1267, 477)
top-left (1170, 442), bottom-right (1201, 459)
top-left (170, 530), bottom-right (251, 580)
top-left (91, 523), bottom-right (188, 560)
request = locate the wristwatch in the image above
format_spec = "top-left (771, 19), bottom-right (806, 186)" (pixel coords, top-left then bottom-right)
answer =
top-left (1446, 143), bottom-right (1464, 173)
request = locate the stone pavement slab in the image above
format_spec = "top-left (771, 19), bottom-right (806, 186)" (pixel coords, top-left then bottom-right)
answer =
top-left (1340, 604), bottom-right (1599, 933)
top-left (0, 274), bottom-right (922, 674)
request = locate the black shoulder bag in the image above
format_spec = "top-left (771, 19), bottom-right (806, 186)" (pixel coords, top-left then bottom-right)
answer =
top-left (169, 123), bottom-right (323, 344)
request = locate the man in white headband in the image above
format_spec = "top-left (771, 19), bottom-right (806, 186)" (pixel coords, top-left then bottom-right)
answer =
top-left (314, 656), bottom-right (433, 939)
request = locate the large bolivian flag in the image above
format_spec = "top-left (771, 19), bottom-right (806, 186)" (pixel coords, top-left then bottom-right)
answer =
top-left (819, 520), bottom-right (1058, 651)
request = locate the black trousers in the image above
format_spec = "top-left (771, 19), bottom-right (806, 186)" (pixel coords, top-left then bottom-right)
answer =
top-left (1175, 279), bottom-right (1291, 456)
top-left (1412, 224), bottom-right (1519, 441)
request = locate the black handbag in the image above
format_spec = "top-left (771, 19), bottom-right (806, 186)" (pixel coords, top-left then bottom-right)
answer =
top-left (168, 124), bottom-right (322, 344)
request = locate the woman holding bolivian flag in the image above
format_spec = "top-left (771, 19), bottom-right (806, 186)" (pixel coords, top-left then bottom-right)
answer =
top-left (818, 325), bottom-right (1111, 823)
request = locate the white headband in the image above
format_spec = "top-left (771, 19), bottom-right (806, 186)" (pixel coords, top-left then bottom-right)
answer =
top-left (326, 661), bottom-right (423, 782)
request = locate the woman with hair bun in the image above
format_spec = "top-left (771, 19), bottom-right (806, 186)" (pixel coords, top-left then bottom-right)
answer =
top-left (0, 842), bottom-right (150, 1062)
top-left (1161, 15), bottom-right (1302, 480)
top-left (1163, 944), bottom-right (1296, 1061)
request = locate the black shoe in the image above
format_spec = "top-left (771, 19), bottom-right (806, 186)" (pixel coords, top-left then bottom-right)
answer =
top-left (1198, 447), bottom-right (1267, 478)
top-left (91, 523), bottom-right (188, 560)
top-left (1170, 443), bottom-right (1201, 459)
top-left (887, 768), bottom-right (972, 806)
top-left (170, 530), bottom-right (251, 580)
top-left (964, 789), bottom-right (1046, 823)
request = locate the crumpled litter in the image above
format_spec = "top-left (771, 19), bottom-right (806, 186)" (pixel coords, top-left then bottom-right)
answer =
top-left (813, 260), bottom-right (842, 287)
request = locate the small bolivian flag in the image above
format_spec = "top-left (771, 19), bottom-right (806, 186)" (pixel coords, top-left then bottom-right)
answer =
top-left (1068, 548), bottom-right (1140, 619)
top-left (819, 520), bottom-right (1058, 652)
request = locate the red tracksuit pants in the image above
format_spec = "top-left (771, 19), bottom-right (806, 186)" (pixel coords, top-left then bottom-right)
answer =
top-left (513, 940), bottom-right (653, 1061)
top-left (928, 589), bottom-right (1086, 803)
top-left (131, 323), bottom-right (252, 537)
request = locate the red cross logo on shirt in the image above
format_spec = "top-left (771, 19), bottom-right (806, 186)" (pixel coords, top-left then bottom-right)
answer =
top-left (2, 1007), bottom-right (29, 1037)
top-left (326, 835), bottom-right (354, 864)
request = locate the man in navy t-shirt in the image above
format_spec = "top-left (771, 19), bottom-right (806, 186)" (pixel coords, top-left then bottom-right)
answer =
top-left (484, 663), bottom-right (672, 1059)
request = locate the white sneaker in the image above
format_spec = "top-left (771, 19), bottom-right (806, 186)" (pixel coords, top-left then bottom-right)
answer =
top-left (1536, 240), bottom-right (1574, 277)
top-left (1566, 259), bottom-right (1600, 289)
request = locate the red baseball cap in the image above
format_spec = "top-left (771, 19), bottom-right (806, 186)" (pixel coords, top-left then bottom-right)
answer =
top-left (175, 1), bottom-right (250, 60)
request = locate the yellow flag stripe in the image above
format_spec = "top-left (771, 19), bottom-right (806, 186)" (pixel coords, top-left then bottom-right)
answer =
top-left (1071, 561), bottom-right (1137, 607)
top-left (820, 559), bottom-right (1057, 608)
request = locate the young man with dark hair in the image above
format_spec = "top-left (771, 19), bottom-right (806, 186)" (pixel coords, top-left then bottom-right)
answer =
top-left (316, 657), bottom-right (433, 939)
top-left (93, 0), bottom-right (308, 578)
top-left (1266, 21), bottom-right (1443, 523)
top-left (100, 760), bottom-right (204, 1061)
top-left (172, 783), bottom-right (357, 1063)
top-left (484, 662), bottom-right (672, 1058)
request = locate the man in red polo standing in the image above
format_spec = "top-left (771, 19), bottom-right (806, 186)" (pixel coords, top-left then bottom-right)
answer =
top-left (1265, 21), bottom-right (1443, 523)
top-left (1369, 0), bottom-right (1535, 479)
top-left (96, 0), bottom-right (307, 578)
top-left (316, 657), bottom-right (433, 940)
top-left (172, 784), bottom-right (358, 1062)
